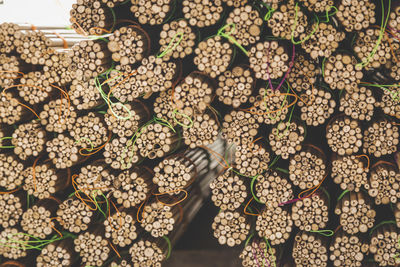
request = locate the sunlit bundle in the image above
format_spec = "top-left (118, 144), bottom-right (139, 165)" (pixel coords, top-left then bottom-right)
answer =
top-left (18, 71), bottom-right (53, 105)
top-left (239, 237), bottom-right (277, 267)
top-left (376, 83), bottom-right (400, 119)
top-left (37, 239), bottom-right (77, 267)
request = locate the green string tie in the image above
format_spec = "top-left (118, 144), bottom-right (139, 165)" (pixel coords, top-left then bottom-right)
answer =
top-left (0, 136), bottom-right (14, 149)
top-left (356, 0), bottom-right (391, 69)
top-left (309, 229), bottom-right (334, 237)
top-left (172, 109), bottom-right (194, 128)
top-left (217, 23), bottom-right (249, 56)
top-left (157, 32), bottom-right (184, 58)
top-left (291, 3), bottom-right (319, 45)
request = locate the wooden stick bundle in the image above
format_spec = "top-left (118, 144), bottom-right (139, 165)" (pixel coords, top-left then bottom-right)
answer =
top-left (70, 0), bottom-right (114, 35)
top-left (135, 122), bottom-right (180, 159)
top-left (0, 54), bottom-right (27, 89)
top-left (329, 230), bottom-right (369, 267)
top-left (365, 161), bottom-right (400, 205)
top-left (0, 23), bottom-right (22, 54)
top-left (336, 0), bottom-right (376, 32)
top-left (129, 238), bottom-right (168, 267)
top-left (103, 137), bottom-right (141, 170)
top-left (22, 163), bottom-right (68, 199)
top-left (369, 224), bottom-right (400, 266)
top-left (363, 118), bottom-right (399, 157)
top-left (18, 71), bottom-right (54, 105)
top-left (172, 72), bottom-right (215, 117)
top-left (0, 154), bottom-right (24, 190)
top-left (377, 82), bottom-right (400, 119)
top-left (112, 167), bottom-right (152, 208)
top-left (326, 115), bottom-right (363, 156)
top-left (46, 134), bottom-right (82, 169)
top-left (222, 110), bottom-right (259, 147)
top-left (182, 0), bottom-right (224, 28)
top-left (298, 87), bottom-right (336, 126)
top-left (224, 5), bottom-right (263, 47)
top-left (301, 22), bottom-right (345, 59)
top-left (37, 239), bottom-right (77, 267)
top-left (255, 170), bottom-right (293, 207)
top-left (69, 78), bottom-right (103, 110)
top-left (39, 98), bottom-right (78, 133)
top-left (331, 154), bottom-right (369, 192)
top-left (256, 206), bottom-right (293, 245)
top-left (239, 237), bottom-right (277, 267)
top-left (339, 86), bottom-right (376, 121)
top-left (70, 112), bottom-right (109, 149)
top-left (110, 55), bottom-right (179, 101)
top-left (130, 0), bottom-right (173, 25)
top-left (104, 101), bottom-right (149, 138)
top-left (248, 87), bottom-right (290, 125)
top-left (217, 66), bottom-right (255, 108)
top-left (0, 92), bottom-right (26, 125)
top-left (104, 209), bottom-right (139, 247)
top-left (291, 190), bottom-right (329, 231)
top-left (11, 120), bottom-right (46, 161)
top-left (323, 53), bottom-right (363, 91)
top-left (16, 30), bottom-right (55, 65)
top-left (287, 54), bottom-right (319, 92)
top-left (75, 160), bottom-right (116, 197)
top-left (267, 0), bottom-right (308, 40)
top-left (20, 198), bottom-right (59, 239)
top-left (249, 41), bottom-right (289, 81)
top-left (234, 138), bottom-right (271, 177)
top-left (108, 25), bottom-right (150, 66)
top-left (73, 225), bottom-right (110, 267)
top-left (269, 120), bottom-right (305, 159)
top-left (42, 51), bottom-right (74, 86)
top-left (210, 168), bottom-right (248, 211)
top-left (68, 39), bottom-right (112, 81)
top-left (334, 190), bottom-right (376, 234)
top-left (140, 201), bottom-right (177, 238)
top-left (56, 196), bottom-right (94, 233)
top-left (194, 35), bottom-right (233, 78)
top-left (292, 231), bottom-right (328, 267)
top-left (212, 210), bottom-right (250, 247)
top-left (289, 145), bottom-right (327, 190)
top-left (0, 192), bottom-right (24, 228)
top-left (182, 112), bottom-right (219, 149)
top-left (0, 228), bottom-right (30, 260)
top-left (159, 19), bottom-right (196, 60)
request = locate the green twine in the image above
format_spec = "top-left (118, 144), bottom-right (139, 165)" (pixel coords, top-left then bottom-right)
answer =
top-left (172, 109), bottom-right (193, 128)
top-left (0, 233), bottom-right (66, 251)
top-left (356, 0), bottom-right (391, 69)
top-left (157, 32), bottom-right (184, 58)
top-left (162, 235), bottom-right (172, 260)
top-left (291, 3), bottom-right (319, 45)
top-left (337, 189), bottom-right (349, 201)
top-left (321, 6), bottom-right (338, 23)
top-left (264, 81), bottom-right (290, 122)
top-left (275, 102), bottom-right (295, 140)
top-left (363, 83), bottom-right (400, 102)
top-left (320, 186), bottom-right (331, 208)
top-left (75, 137), bottom-right (95, 152)
top-left (94, 76), bottom-right (133, 121)
top-left (250, 175), bottom-right (262, 204)
top-left (258, 1), bottom-right (275, 21)
top-left (369, 220), bottom-right (396, 237)
top-left (244, 232), bottom-right (255, 248)
top-left (309, 229), bottom-right (334, 237)
top-left (217, 23), bottom-right (249, 56)
top-left (92, 190), bottom-right (109, 219)
top-left (0, 136), bottom-right (14, 149)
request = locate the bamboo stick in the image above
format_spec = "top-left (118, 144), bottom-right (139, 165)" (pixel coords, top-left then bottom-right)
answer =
top-left (11, 120), bottom-right (46, 161)
top-left (363, 118), bottom-right (399, 157)
top-left (255, 170), bottom-right (293, 207)
top-left (69, 78), bottom-right (103, 110)
top-left (0, 228), bottom-right (30, 260)
top-left (130, 0), bottom-right (173, 25)
top-left (182, 0), bottom-right (224, 28)
top-left (331, 154), bottom-right (369, 192)
top-left (369, 224), bottom-right (400, 266)
top-left (103, 136), bottom-right (141, 170)
top-left (212, 210), bottom-right (250, 247)
top-left (292, 231), bottom-right (328, 267)
top-left (256, 206), bottom-right (293, 245)
top-left (287, 55), bottom-right (319, 92)
top-left (234, 138), bottom-right (271, 177)
top-left (39, 98), bottom-right (78, 133)
top-left (339, 86), bottom-right (376, 121)
top-left (336, 0), bottom-right (376, 32)
top-left (37, 239), bottom-right (77, 267)
top-left (56, 196), bottom-right (94, 233)
top-left (0, 154), bottom-right (24, 190)
top-left (0, 192), bottom-right (24, 228)
top-left (222, 110), bottom-right (259, 147)
top-left (269, 120), bottom-right (305, 159)
top-left (298, 0), bottom-right (334, 12)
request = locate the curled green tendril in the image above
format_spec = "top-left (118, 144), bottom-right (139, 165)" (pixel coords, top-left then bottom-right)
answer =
top-left (0, 136), bottom-right (15, 149)
top-left (291, 3), bottom-right (319, 45)
top-left (75, 137), bottom-right (95, 151)
top-left (250, 175), bottom-right (262, 204)
top-left (337, 189), bottom-right (349, 201)
top-left (321, 6), bottom-right (338, 23)
top-left (217, 23), bottom-right (249, 56)
top-left (309, 229), bottom-right (334, 237)
top-left (157, 32), bottom-right (184, 58)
